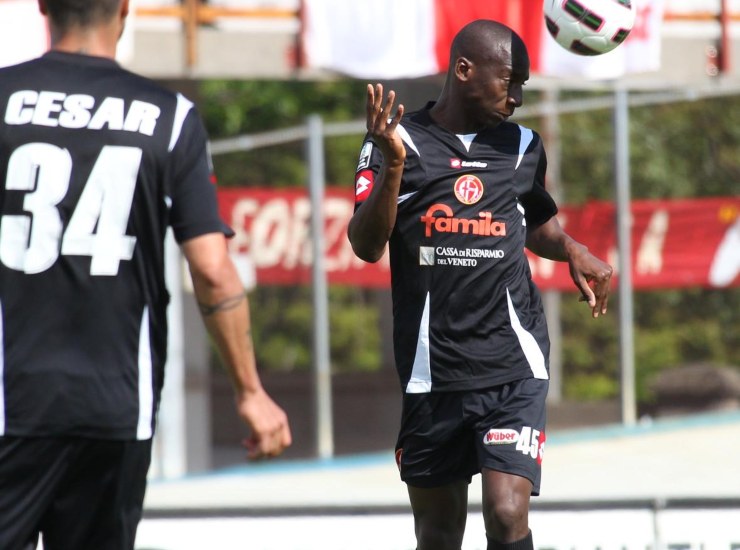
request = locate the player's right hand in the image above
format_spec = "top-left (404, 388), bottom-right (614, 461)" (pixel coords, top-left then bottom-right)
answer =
top-left (366, 83), bottom-right (406, 167)
top-left (236, 388), bottom-right (292, 459)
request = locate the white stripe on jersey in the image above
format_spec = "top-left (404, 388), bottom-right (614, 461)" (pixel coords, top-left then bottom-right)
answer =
top-left (456, 133), bottom-right (476, 152)
top-left (168, 93), bottom-right (194, 153)
top-left (136, 307), bottom-right (154, 439)
top-left (406, 291), bottom-right (432, 393)
top-left (515, 126), bottom-right (534, 170)
top-left (0, 300), bottom-right (4, 435)
top-left (398, 191), bottom-right (418, 204)
top-left (396, 123), bottom-right (420, 157)
top-left (506, 288), bottom-right (549, 380)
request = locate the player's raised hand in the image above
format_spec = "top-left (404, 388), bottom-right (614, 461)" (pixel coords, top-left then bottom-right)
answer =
top-left (236, 388), bottom-right (292, 459)
top-left (366, 83), bottom-right (406, 166)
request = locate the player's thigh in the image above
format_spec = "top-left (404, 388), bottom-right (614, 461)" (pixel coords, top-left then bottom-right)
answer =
top-left (41, 438), bottom-right (152, 550)
top-left (0, 437), bottom-right (68, 550)
top-left (396, 391), bottom-right (479, 488)
top-left (471, 378), bottom-right (548, 496)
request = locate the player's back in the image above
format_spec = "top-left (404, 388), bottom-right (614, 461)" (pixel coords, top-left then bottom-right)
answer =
top-left (0, 52), bottom-right (204, 439)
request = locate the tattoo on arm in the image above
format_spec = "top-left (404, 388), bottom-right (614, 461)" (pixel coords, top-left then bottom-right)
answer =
top-left (198, 293), bottom-right (246, 316)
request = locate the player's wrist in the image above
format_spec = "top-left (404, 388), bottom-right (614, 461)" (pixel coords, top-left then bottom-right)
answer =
top-left (564, 238), bottom-right (588, 262)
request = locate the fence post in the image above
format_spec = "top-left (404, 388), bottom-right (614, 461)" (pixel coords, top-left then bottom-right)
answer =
top-left (307, 114), bottom-right (334, 458)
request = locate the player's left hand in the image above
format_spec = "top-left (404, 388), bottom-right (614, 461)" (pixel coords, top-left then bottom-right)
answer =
top-left (235, 388), bottom-right (292, 459)
top-left (567, 248), bottom-right (613, 318)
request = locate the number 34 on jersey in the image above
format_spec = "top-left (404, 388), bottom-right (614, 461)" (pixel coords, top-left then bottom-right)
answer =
top-left (1, 142), bottom-right (140, 276)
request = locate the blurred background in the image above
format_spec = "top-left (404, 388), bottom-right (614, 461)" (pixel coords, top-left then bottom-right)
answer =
top-left (2, 0), bottom-right (739, 548)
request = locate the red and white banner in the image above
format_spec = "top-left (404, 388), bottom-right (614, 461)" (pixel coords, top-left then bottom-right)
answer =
top-left (219, 189), bottom-right (740, 291)
top-left (301, 0), bottom-right (664, 79)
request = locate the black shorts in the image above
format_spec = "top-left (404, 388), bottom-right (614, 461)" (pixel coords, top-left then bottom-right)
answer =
top-left (395, 377), bottom-right (548, 495)
top-left (0, 436), bottom-right (152, 550)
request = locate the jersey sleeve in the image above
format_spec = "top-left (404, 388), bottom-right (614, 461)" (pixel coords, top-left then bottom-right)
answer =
top-left (519, 141), bottom-right (558, 229)
top-left (353, 135), bottom-right (385, 211)
top-left (167, 107), bottom-right (234, 243)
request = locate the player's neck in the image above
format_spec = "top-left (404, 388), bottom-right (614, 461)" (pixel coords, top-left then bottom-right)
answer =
top-left (429, 97), bottom-right (480, 135)
top-left (49, 24), bottom-right (120, 59)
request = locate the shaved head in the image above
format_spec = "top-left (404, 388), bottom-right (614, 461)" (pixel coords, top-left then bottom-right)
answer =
top-left (449, 19), bottom-right (528, 71)
top-left (429, 19), bottom-right (531, 133)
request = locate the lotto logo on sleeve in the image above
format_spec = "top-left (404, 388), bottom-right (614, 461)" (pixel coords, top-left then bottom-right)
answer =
top-left (355, 169), bottom-right (374, 202)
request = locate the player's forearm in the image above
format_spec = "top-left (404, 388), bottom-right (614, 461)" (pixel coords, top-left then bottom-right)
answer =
top-left (193, 271), bottom-right (263, 395)
top-left (525, 217), bottom-right (587, 263)
top-left (348, 164), bottom-right (403, 263)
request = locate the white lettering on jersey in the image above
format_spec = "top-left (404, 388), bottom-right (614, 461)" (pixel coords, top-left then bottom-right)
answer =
top-left (1, 143), bottom-right (141, 276)
top-left (4, 90), bottom-right (160, 136)
top-left (88, 96), bottom-right (125, 131)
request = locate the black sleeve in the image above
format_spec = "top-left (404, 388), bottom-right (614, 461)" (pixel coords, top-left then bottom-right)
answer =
top-left (520, 144), bottom-right (558, 229)
top-left (352, 134), bottom-right (385, 211)
top-left (168, 108), bottom-right (234, 242)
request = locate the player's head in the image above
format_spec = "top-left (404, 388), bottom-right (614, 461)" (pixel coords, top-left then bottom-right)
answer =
top-left (447, 19), bottom-right (530, 129)
top-left (39, 0), bottom-right (127, 31)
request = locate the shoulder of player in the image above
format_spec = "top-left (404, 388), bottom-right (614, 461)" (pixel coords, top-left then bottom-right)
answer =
top-left (497, 121), bottom-right (544, 153)
top-left (394, 107), bottom-right (438, 145)
top-left (497, 120), bottom-right (539, 138)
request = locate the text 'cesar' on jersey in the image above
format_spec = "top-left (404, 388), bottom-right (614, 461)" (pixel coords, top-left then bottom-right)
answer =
top-left (0, 88), bottom-right (169, 278)
top-left (4, 89), bottom-right (160, 135)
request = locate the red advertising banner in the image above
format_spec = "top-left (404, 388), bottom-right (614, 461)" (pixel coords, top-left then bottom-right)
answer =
top-left (218, 189), bottom-right (740, 291)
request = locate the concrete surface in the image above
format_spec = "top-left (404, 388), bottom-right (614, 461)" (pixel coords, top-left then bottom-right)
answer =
top-left (144, 409), bottom-right (740, 512)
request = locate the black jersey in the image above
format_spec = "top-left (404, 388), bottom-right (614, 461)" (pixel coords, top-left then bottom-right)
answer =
top-left (354, 105), bottom-right (558, 393)
top-left (0, 52), bottom-right (230, 439)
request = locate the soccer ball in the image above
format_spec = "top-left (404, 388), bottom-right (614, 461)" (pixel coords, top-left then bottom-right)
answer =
top-left (543, 0), bottom-right (636, 56)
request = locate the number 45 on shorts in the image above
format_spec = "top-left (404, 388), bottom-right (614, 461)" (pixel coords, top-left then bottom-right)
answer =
top-left (516, 426), bottom-right (546, 464)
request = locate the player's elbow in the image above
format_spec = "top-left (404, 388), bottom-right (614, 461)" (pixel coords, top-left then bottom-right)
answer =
top-left (182, 234), bottom-right (242, 294)
top-left (352, 244), bottom-right (384, 264)
top-left (347, 229), bottom-right (384, 263)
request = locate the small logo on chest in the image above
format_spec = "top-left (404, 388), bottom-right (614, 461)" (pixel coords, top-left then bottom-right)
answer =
top-left (453, 174), bottom-right (484, 205)
top-left (450, 158), bottom-right (488, 169)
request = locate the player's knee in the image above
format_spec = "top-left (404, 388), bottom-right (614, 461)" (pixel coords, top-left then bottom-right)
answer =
top-left (483, 496), bottom-right (528, 537)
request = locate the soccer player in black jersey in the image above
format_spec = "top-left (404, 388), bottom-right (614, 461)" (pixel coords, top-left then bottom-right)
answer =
top-left (349, 20), bottom-right (613, 550)
top-left (0, 1), bottom-right (291, 549)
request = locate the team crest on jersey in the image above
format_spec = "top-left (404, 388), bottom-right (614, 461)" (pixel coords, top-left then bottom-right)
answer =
top-left (356, 141), bottom-right (373, 171)
top-left (355, 169), bottom-right (374, 202)
top-left (454, 174), bottom-right (484, 205)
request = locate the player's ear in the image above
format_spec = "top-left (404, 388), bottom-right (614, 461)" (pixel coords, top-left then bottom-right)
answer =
top-left (37, 0), bottom-right (48, 16)
top-left (455, 57), bottom-right (473, 81)
top-left (120, 0), bottom-right (130, 18)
